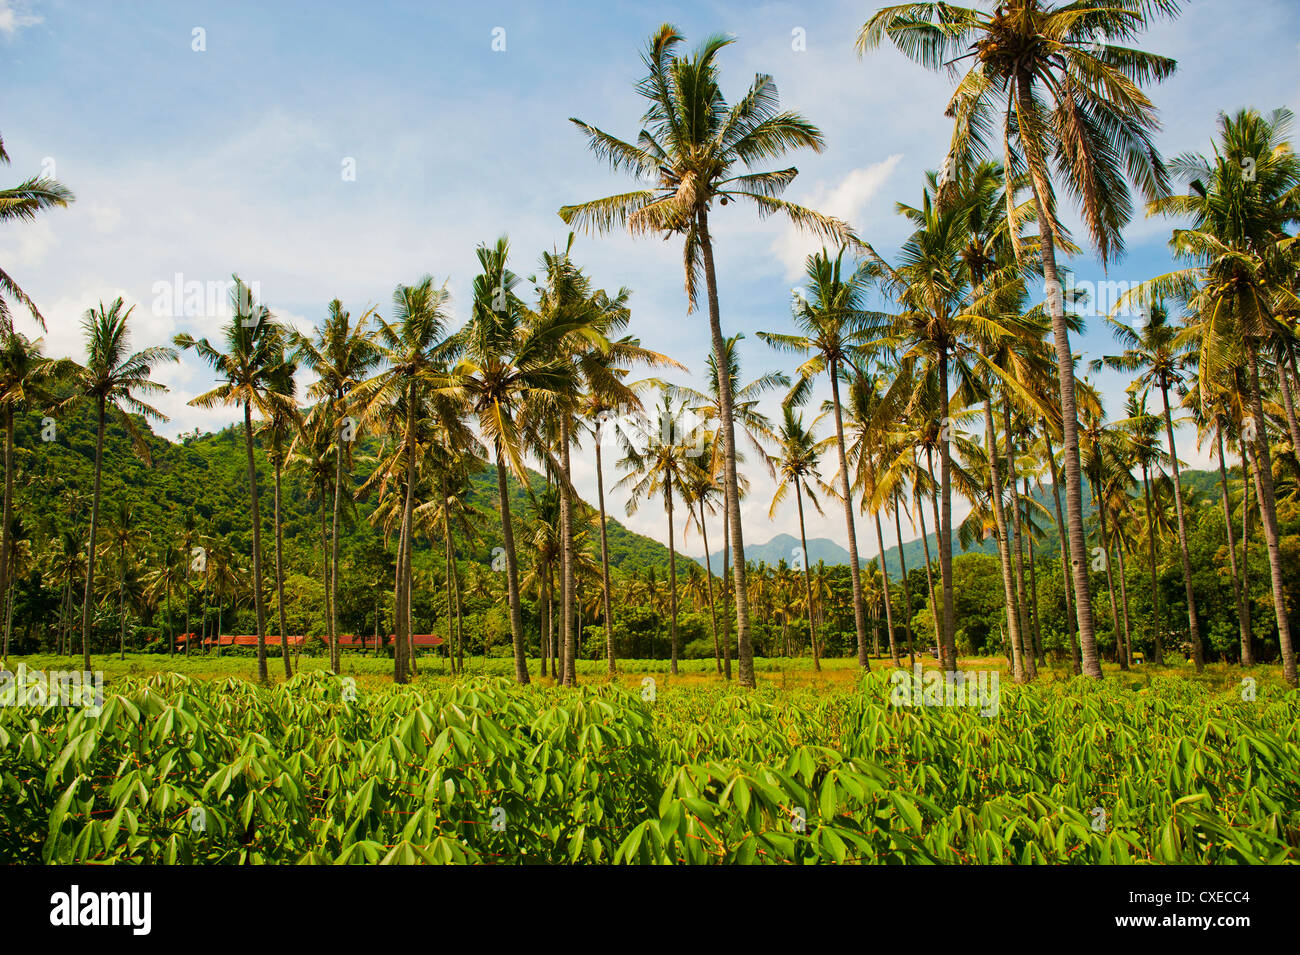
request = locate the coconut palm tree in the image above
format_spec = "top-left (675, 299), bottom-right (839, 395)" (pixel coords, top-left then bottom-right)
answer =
top-left (1096, 302), bottom-right (1203, 670)
top-left (174, 279), bottom-right (286, 681)
top-left (617, 392), bottom-right (697, 675)
top-left (760, 248), bottom-right (880, 669)
top-left (289, 300), bottom-right (381, 671)
top-left (561, 24), bottom-right (851, 688)
top-left (1132, 108), bottom-right (1299, 686)
top-left (768, 403), bottom-right (827, 669)
top-left (71, 298), bottom-right (176, 670)
top-left (355, 276), bottom-right (458, 684)
top-left (859, 0), bottom-right (1180, 678)
top-left (258, 359), bottom-right (300, 678)
top-left (682, 434), bottom-right (725, 672)
top-left (449, 237), bottom-right (588, 685)
top-left (0, 134), bottom-right (74, 332)
top-left (0, 333), bottom-right (70, 645)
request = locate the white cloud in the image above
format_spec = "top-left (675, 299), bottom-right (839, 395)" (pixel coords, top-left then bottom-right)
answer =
top-left (0, 0), bottom-right (41, 38)
top-left (770, 154), bottom-right (903, 277)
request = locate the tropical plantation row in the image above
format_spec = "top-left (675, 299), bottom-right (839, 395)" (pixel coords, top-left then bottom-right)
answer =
top-left (1, 3), bottom-right (1298, 693)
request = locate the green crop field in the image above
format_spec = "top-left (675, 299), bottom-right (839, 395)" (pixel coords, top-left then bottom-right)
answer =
top-left (3, 662), bottom-right (1296, 864)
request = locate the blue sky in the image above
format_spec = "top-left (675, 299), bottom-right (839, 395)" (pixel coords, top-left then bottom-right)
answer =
top-left (2, 0), bottom-right (1299, 557)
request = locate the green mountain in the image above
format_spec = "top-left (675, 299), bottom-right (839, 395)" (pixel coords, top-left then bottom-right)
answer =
top-left (11, 399), bottom-right (674, 575)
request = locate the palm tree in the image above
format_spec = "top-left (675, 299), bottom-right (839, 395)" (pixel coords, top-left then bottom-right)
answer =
top-left (617, 392), bottom-right (696, 675)
top-left (682, 434), bottom-right (725, 672)
top-left (760, 248), bottom-right (879, 669)
top-left (70, 298), bottom-right (176, 670)
top-left (290, 300), bottom-right (381, 672)
top-left (675, 335), bottom-right (780, 680)
top-left (449, 237), bottom-right (585, 685)
top-left (0, 333), bottom-right (69, 645)
top-left (860, 0), bottom-right (1180, 678)
top-left (561, 24), bottom-right (851, 688)
top-left (259, 360), bottom-right (300, 678)
top-left (1112, 389), bottom-right (1170, 663)
top-left (1096, 302), bottom-right (1203, 670)
top-left (1135, 108), bottom-right (1299, 686)
top-left (356, 276), bottom-right (458, 684)
top-left (862, 188), bottom-right (1033, 674)
top-left (174, 277), bottom-right (286, 681)
top-left (0, 134), bottom-right (74, 332)
top-left (768, 404), bottom-right (826, 669)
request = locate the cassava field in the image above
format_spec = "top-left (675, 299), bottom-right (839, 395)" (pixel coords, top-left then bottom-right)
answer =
top-left (3, 656), bottom-right (1296, 864)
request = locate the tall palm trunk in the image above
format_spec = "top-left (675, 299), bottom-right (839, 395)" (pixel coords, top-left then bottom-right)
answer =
top-left (495, 445), bottom-right (530, 684)
top-left (1244, 339), bottom-right (1296, 686)
top-left (117, 558), bottom-right (126, 660)
top-left (1023, 478), bottom-right (1044, 668)
top-left (1158, 380), bottom-right (1202, 670)
top-left (666, 471), bottom-right (680, 676)
top-left (893, 493), bottom-right (916, 668)
top-left (873, 511), bottom-right (900, 667)
top-left (914, 467), bottom-right (937, 652)
top-left (720, 503), bottom-right (732, 680)
top-left (1139, 466), bottom-right (1164, 663)
top-left (1114, 534), bottom-right (1132, 669)
top-left (1275, 342), bottom-right (1300, 453)
top-left (697, 208), bottom-right (755, 686)
top-left (393, 397), bottom-right (417, 684)
top-left (330, 396), bottom-right (345, 674)
top-left (274, 459), bottom-right (291, 679)
top-left (318, 474), bottom-right (332, 661)
top-left (1219, 429), bottom-right (1251, 665)
top-left (1044, 427), bottom-right (1082, 673)
top-left (1093, 480), bottom-right (1123, 667)
top-left (560, 419), bottom-right (577, 686)
top-left (1002, 400), bottom-right (1035, 680)
top-left (80, 397), bottom-right (107, 670)
top-left (984, 397), bottom-right (1025, 682)
top-left (827, 362), bottom-right (870, 669)
top-left (242, 401), bottom-right (269, 681)
top-left (594, 434), bottom-right (616, 675)
top-left (793, 482), bottom-right (820, 670)
top-left (937, 346), bottom-right (957, 673)
top-left (0, 406), bottom-right (13, 658)
top-left (1017, 72), bottom-right (1099, 676)
top-left (698, 502), bottom-right (721, 672)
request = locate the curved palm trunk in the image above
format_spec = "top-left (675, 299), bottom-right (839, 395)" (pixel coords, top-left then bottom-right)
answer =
top-left (827, 364), bottom-right (870, 670)
top-left (1158, 381), bottom-right (1203, 671)
top-left (697, 209), bottom-right (754, 687)
top-left (1002, 400), bottom-right (1036, 680)
top-left (242, 401), bottom-right (269, 681)
top-left (274, 458), bottom-right (291, 679)
top-left (1139, 466), bottom-right (1164, 664)
top-left (80, 397), bottom-right (107, 670)
top-left (666, 471), bottom-right (680, 676)
top-left (1044, 427), bottom-right (1082, 673)
top-left (873, 510), bottom-right (900, 667)
top-left (495, 448), bottom-right (530, 684)
top-left (1275, 342), bottom-right (1300, 453)
top-left (1017, 72), bottom-right (1099, 677)
top-left (560, 420), bottom-right (577, 686)
top-left (793, 482), bottom-right (820, 670)
top-left (984, 397), bottom-right (1025, 682)
top-left (594, 436), bottom-right (617, 675)
top-left (1244, 339), bottom-right (1296, 686)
